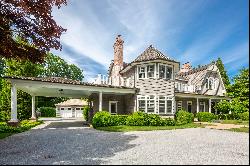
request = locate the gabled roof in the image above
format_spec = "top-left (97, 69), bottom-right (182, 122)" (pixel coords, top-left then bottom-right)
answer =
top-left (55, 99), bottom-right (88, 106)
top-left (132, 45), bottom-right (176, 63)
top-left (120, 45), bottom-right (179, 73)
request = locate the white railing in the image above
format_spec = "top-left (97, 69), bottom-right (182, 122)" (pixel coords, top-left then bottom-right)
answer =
top-left (94, 74), bottom-right (133, 88)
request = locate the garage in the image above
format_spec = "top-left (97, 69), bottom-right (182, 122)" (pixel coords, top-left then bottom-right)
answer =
top-left (55, 99), bottom-right (87, 118)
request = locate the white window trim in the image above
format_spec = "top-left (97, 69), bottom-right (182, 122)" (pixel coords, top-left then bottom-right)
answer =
top-left (109, 101), bottom-right (118, 114)
top-left (137, 63), bottom-right (157, 80)
top-left (200, 101), bottom-right (205, 112)
top-left (177, 101), bottom-right (182, 110)
top-left (158, 63), bottom-right (173, 80)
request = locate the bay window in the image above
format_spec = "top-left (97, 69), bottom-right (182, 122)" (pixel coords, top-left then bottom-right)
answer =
top-left (159, 96), bottom-right (166, 114)
top-left (138, 96), bottom-right (146, 112)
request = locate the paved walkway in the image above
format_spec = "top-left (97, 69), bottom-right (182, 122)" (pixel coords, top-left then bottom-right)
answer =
top-left (196, 122), bottom-right (249, 130)
top-left (0, 120), bottom-right (249, 165)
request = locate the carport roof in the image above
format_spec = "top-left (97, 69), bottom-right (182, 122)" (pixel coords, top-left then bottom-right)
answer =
top-left (3, 76), bottom-right (137, 98)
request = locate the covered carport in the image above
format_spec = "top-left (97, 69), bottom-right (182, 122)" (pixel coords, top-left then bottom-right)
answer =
top-left (4, 76), bottom-right (136, 125)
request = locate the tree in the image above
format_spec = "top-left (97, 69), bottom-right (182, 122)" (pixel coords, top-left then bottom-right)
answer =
top-left (227, 68), bottom-right (249, 110)
top-left (216, 58), bottom-right (230, 87)
top-left (42, 53), bottom-right (84, 81)
top-left (0, 0), bottom-right (67, 63)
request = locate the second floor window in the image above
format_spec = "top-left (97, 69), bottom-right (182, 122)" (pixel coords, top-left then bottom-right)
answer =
top-left (147, 65), bottom-right (155, 78)
top-left (138, 66), bottom-right (146, 78)
top-left (159, 64), bottom-right (173, 79)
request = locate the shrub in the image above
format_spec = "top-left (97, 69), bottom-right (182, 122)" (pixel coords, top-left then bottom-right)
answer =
top-left (0, 111), bottom-right (10, 122)
top-left (38, 107), bottom-right (56, 117)
top-left (0, 120), bottom-right (43, 133)
top-left (239, 112), bottom-right (249, 121)
top-left (126, 112), bottom-right (147, 126)
top-left (146, 114), bottom-right (162, 126)
top-left (196, 112), bottom-right (216, 122)
top-left (110, 115), bottom-right (128, 126)
top-left (174, 109), bottom-right (194, 125)
top-left (92, 111), bottom-right (112, 128)
top-left (214, 100), bottom-right (231, 114)
top-left (83, 106), bottom-right (90, 121)
top-left (160, 118), bottom-right (175, 126)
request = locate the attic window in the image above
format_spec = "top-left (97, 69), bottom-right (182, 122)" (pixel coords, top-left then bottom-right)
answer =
top-left (147, 65), bottom-right (155, 78)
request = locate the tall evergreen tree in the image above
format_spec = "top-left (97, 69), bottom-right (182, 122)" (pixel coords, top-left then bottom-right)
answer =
top-left (216, 58), bottom-right (230, 87)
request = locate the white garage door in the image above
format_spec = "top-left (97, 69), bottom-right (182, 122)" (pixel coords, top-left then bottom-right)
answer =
top-left (75, 107), bottom-right (83, 118)
top-left (60, 107), bottom-right (72, 118)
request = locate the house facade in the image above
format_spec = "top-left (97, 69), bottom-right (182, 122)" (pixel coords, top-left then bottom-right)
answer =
top-left (92, 35), bottom-right (230, 115)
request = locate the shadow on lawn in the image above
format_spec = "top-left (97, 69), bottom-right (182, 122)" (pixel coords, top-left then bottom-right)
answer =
top-left (0, 122), bottom-right (138, 165)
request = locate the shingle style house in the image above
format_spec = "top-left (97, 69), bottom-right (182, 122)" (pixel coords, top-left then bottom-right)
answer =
top-left (3, 35), bottom-right (230, 124)
top-left (93, 35), bottom-right (230, 115)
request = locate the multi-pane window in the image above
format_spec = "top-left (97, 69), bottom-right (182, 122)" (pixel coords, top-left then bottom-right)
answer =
top-left (159, 65), bottom-right (166, 78)
top-left (138, 66), bottom-right (146, 78)
top-left (199, 102), bottom-right (205, 112)
top-left (138, 95), bottom-right (173, 114)
top-left (177, 101), bottom-right (182, 111)
top-left (159, 64), bottom-right (172, 79)
top-left (166, 100), bottom-right (172, 113)
top-left (159, 96), bottom-right (166, 114)
top-left (147, 65), bottom-right (155, 78)
top-left (166, 66), bottom-right (172, 79)
top-left (147, 96), bottom-right (155, 113)
top-left (209, 78), bottom-right (214, 90)
top-left (138, 96), bottom-right (146, 112)
top-left (205, 78), bottom-right (209, 89)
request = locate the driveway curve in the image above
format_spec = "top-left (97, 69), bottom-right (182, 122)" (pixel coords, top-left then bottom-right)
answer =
top-left (0, 121), bottom-right (249, 165)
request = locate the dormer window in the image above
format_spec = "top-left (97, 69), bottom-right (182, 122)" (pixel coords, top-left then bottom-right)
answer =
top-left (159, 64), bottom-right (172, 80)
top-left (138, 66), bottom-right (146, 78)
top-left (147, 65), bottom-right (155, 78)
top-left (206, 77), bottom-right (215, 90)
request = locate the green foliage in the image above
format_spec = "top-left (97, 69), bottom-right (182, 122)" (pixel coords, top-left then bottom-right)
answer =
top-left (92, 111), bottom-right (112, 128)
top-left (83, 106), bottom-right (90, 121)
top-left (196, 112), bottom-right (216, 122)
top-left (0, 120), bottom-right (43, 133)
top-left (109, 115), bottom-right (128, 126)
top-left (160, 118), bottom-right (175, 126)
top-left (227, 68), bottom-right (249, 112)
top-left (125, 112), bottom-right (161, 126)
top-left (214, 100), bottom-right (231, 114)
top-left (216, 58), bottom-right (230, 87)
top-left (0, 52), bottom-right (84, 121)
top-left (239, 112), bottom-right (249, 121)
top-left (174, 109), bottom-right (194, 125)
top-left (38, 107), bottom-right (56, 117)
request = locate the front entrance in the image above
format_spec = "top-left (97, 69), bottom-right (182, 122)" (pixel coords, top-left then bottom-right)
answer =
top-left (109, 101), bottom-right (117, 114)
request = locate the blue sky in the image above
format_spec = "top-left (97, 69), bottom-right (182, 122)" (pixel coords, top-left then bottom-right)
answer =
top-left (51, 0), bottom-right (249, 82)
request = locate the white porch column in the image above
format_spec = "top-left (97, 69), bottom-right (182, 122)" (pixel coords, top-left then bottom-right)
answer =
top-left (10, 83), bottom-right (18, 122)
top-left (99, 91), bottom-right (103, 111)
top-left (196, 98), bottom-right (199, 113)
top-left (209, 98), bottom-right (211, 113)
top-left (31, 96), bottom-right (36, 119)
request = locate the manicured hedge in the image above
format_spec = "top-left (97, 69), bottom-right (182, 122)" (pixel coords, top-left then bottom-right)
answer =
top-left (196, 112), bottom-right (216, 122)
top-left (38, 107), bottom-right (56, 117)
top-left (239, 112), bottom-right (249, 121)
top-left (126, 112), bottom-right (162, 126)
top-left (174, 110), bottom-right (194, 125)
top-left (83, 106), bottom-right (90, 121)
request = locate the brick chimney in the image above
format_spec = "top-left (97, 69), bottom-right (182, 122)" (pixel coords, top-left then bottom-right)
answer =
top-left (179, 62), bottom-right (192, 73)
top-left (113, 35), bottom-right (124, 66)
top-left (109, 35), bottom-right (124, 86)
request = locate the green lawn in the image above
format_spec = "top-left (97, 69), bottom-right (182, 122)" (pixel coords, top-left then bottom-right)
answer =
top-left (0, 133), bottom-right (13, 139)
top-left (227, 127), bottom-right (249, 133)
top-left (221, 120), bottom-right (249, 126)
top-left (96, 123), bottom-right (205, 132)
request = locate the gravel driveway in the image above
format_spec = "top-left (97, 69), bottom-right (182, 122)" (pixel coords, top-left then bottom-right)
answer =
top-left (0, 121), bottom-right (249, 165)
